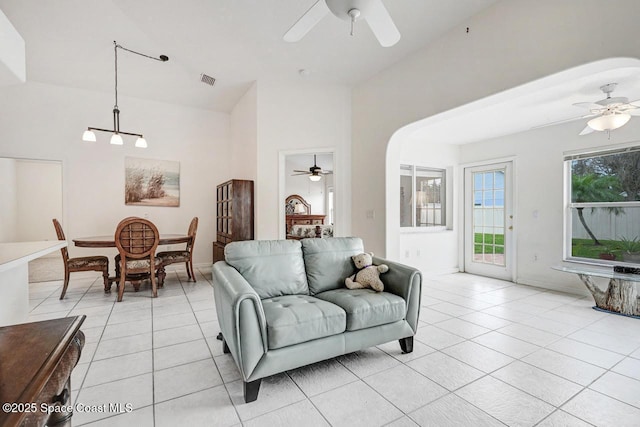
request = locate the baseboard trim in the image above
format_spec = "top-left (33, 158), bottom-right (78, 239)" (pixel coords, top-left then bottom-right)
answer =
top-left (422, 268), bottom-right (460, 278)
top-left (163, 262), bottom-right (210, 272)
top-left (514, 277), bottom-right (590, 297)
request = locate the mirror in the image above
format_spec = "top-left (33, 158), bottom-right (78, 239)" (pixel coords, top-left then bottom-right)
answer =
top-left (284, 152), bottom-right (335, 239)
top-left (0, 158), bottom-right (63, 243)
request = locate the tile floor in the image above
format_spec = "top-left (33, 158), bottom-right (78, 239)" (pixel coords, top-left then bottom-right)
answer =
top-left (26, 269), bottom-right (640, 426)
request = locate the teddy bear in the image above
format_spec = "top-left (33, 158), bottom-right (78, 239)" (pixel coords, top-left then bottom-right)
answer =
top-left (345, 252), bottom-right (389, 292)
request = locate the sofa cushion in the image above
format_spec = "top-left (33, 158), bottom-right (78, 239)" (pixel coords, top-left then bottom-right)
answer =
top-left (225, 240), bottom-right (309, 299)
top-left (262, 295), bottom-right (346, 349)
top-left (301, 237), bottom-right (364, 295)
top-left (315, 289), bottom-right (406, 331)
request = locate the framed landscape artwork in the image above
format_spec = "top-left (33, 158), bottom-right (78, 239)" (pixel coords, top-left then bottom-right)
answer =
top-left (124, 157), bottom-right (180, 207)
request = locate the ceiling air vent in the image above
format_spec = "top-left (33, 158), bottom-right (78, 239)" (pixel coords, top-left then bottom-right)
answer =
top-left (200, 73), bottom-right (216, 86)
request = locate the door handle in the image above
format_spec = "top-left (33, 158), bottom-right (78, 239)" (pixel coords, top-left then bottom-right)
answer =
top-left (508, 226), bottom-right (513, 230)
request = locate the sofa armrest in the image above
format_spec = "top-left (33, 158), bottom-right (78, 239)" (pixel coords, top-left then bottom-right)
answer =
top-left (213, 261), bottom-right (267, 379)
top-left (373, 256), bottom-right (422, 333)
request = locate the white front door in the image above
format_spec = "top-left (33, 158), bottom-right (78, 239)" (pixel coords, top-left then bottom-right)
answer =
top-left (464, 162), bottom-right (514, 280)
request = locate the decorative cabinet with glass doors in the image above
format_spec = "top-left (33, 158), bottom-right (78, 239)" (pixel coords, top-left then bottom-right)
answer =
top-left (213, 179), bottom-right (254, 263)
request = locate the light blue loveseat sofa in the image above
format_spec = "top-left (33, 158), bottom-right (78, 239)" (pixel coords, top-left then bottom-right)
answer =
top-left (212, 237), bottom-right (422, 402)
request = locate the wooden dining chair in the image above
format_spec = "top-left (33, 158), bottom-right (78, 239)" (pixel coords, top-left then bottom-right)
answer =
top-left (52, 219), bottom-right (110, 300)
top-left (156, 217), bottom-right (198, 286)
top-left (114, 217), bottom-right (160, 302)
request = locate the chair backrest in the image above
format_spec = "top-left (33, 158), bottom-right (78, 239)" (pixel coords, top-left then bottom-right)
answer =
top-left (52, 218), bottom-right (69, 261)
top-left (114, 217), bottom-right (159, 260)
top-left (186, 217), bottom-right (198, 252)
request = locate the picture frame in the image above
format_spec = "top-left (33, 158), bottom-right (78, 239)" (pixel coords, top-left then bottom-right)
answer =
top-left (124, 157), bottom-right (180, 207)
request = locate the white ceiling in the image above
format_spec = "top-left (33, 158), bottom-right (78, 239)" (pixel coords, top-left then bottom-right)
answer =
top-left (405, 58), bottom-right (640, 145)
top-left (0, 0), bottom-right (498, 112)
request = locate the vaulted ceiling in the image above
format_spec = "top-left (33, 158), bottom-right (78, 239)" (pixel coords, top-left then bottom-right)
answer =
top-left (0, 0), bottom-right (497, 112)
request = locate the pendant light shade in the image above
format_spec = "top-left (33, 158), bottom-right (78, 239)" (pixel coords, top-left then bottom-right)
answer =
top-left (587, 113), bottom-right (631, 132)
top-left (135, 137), bottom-right (148, 148)
top-left (110, 133), bottom-right (124, 145)
top-left (82, 130), bottom-right (97, 142)
top-left (82, 41), bottom-right (168, 148)
top-left (309, 174), bottom-right (322, 182)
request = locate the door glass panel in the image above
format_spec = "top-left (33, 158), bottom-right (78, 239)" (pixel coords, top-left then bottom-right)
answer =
top-left (472, 169), bottom-right (506, 266)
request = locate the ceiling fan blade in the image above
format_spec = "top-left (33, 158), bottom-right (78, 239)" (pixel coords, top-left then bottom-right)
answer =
top-left (573, 102), bottom-right (604, 111)
top-left (617, 103), bottom-right (639, 112)
top-left (292, 170), bottom-right (310, 173)
top-left (291, 172), bottom-right (310, 176)
top-left (365, 0), bottom-right (400, 47)
top-left (579, 125), bottom-right (595, 136)
top-left (321, 170), bottom-right (333, 175)
top-left (283, 0), bottom-right (330, 42)
top-left (530, 113), bottom-right (597, 130)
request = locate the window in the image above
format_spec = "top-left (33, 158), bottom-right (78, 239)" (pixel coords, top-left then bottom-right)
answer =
top-left (565, 146), bottom-right (640, 265)
top-left (472, 169), bottom-right (506, 264)
top-left (400, 165), bottom-right (446, 228)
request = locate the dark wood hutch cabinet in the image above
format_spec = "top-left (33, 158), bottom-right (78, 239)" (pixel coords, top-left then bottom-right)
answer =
top-left (213, 179), bottom-right (254, 263)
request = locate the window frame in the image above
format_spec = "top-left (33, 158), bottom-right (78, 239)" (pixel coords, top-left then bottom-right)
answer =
top-left (563, 144), bottom-right (640, 265)
top-left (400, 164), bottom-right (447, 230)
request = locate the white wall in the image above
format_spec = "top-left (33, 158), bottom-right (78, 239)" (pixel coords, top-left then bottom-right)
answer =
top-left (0, 81), bottom-right (231, 268)
top-left (15, 159), bottom-right (62, 241)
top-left (0, 8), bottom-right (25, 85)
top-left (255, 81), bottom-right (351, 240)
top-left (396, 140), bottom-right (460, 274)
top-left (352, 0), bottom-right (640, 258)
top-left (458, 117), bottom-right (640, 294)
top-left (0, 158), bottom-right (18, 242)
top-left (230, 83), bottom-right (257, 182)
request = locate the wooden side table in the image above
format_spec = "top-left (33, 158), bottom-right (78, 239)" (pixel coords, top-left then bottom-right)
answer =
top-left (0, 316), bottom-right (86, 426)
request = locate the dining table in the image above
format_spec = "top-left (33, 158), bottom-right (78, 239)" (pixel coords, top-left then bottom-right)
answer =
top-left (73, 234), bottom-right (191, 292)
top-left (73, 234), bottom-right (190, 248)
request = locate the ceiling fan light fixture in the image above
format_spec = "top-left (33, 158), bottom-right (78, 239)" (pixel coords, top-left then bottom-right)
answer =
top-left (284, 0), bottom-right (400, 47)
top-left (309, 174), bottom-right (322, 182)
top-left (587, 113), bottom-right (631, 131)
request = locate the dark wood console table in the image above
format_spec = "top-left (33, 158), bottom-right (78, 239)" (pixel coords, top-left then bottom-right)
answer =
top-left (0, 316), bottom-right (86, 426)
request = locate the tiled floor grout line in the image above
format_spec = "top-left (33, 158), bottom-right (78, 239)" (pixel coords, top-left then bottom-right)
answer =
top-left (410, 305), bottom-right (640, 423)
top-left (406, 303), bottom-right (604, 425)
top-left (453, 308), bottom-right (640, 421)
top-left (419, 304), bottom-right (637, 391)
top-left (233, 371), bottom-right (328, 426)
top-left (150, 280), bottom-right (158, 427)
top-left (331, 347), bottom-right (488, 426)
top-left (177, 268), bottom-right (246, 425)
top-left (28, 271), bottom-right (640, 426)
top-left (74, 291), bottom-right (117, 395)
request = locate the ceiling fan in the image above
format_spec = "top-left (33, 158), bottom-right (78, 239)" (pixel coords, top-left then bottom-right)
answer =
top-left (292, 155), bottom-right (333, 182)
top-left (572, 83), bottom-right (640, 135)
top-left (283, 0), bottom-right (401, 47)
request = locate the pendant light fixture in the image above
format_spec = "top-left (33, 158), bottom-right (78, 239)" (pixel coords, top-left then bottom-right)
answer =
top-left (82, 41), bottom-right (168, 148)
